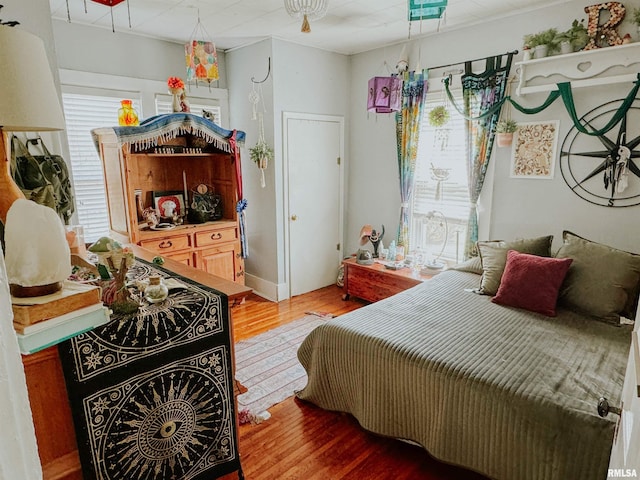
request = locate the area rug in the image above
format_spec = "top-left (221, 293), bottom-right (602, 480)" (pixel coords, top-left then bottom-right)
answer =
top-left (235, 313), bottom-right (334, 423)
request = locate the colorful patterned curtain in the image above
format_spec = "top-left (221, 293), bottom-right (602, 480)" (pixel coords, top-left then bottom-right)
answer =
top-left (462, 54), bottom-right (513, 258)
top-left (395, 70), bottom-right (428, 249)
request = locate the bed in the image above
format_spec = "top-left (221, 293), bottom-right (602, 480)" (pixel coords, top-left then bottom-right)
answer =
top-left (296, 267), bottom-right (632, 480)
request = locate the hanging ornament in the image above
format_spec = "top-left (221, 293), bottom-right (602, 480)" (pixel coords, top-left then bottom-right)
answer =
top-left (185, 10), bottom-right (219, 86)
top-left (249, 113), bottom-right (273, 189)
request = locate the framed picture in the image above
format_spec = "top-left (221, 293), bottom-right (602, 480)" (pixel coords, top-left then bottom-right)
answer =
top-left (510, 121), bottom-right (559, 179)
top-left (190, 184), bottom-right (223, 221)
top-left (153, 191), bottom-right (185, 218)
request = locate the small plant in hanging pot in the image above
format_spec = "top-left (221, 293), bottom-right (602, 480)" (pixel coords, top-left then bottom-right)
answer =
top-left (249, 140), bottom-right (273, 169)
top-left (496, 119), bottom-right (518, 148)
top-left (249, 139), bottom-right (273, 188)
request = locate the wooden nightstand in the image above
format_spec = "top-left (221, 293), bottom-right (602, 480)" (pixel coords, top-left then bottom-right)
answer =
top-left (342, 257), bottom-right (433, 303)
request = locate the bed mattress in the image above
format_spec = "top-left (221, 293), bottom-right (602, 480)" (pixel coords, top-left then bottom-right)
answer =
top-left (297, 270), bottom-right (631, 480)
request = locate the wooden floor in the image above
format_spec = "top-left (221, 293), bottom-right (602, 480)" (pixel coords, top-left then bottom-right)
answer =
top-left (224, 285), bottom-right (487, 480)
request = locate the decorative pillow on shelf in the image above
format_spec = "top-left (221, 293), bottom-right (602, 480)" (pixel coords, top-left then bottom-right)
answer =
top-left (476, 235), bottom-right (554, 295)
top-left (492, 250), bottom-right (573, 317)
top-left (555, 231), bottom-right (640, 324)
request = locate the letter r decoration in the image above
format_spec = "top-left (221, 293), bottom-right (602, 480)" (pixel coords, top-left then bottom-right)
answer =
top-left (583, 2), bottom-right (626, 50)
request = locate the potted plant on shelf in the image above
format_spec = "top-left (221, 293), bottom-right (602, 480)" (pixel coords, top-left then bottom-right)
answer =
top-left (523, 28), bottom-right (559, 59)
top-left (556, 19), bottom-right (589, 54)
top-left (633, 8), bottom-right (640, 38)
top-left (496, 119), bottom-right (518, 147)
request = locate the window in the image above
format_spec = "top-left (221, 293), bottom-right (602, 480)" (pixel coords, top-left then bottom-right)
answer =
top-left (410, 91), bottom-right (470, 265)
top-left (61, 92), bottom-right (141, 242)
top-left (155, 95), bottom-right (221, 124)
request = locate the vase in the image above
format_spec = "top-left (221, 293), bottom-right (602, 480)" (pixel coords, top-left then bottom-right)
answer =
top-left (522, 49), bottom-right (532, 61)
top-left (172, 93), bottom-right (181, 113)
top-left (144, 275), bottom-right (169, 303)
top-left (117, 99), bottom-right (139, 126)
top-left (560, 41), bottom-right (573, 55)
top-left (496, 133), bottom-right (514, 148)
top-left (534, 44), bottom-right (548, 59)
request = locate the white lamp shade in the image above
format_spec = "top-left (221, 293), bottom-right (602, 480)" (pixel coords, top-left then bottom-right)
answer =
top-left (0, 26), bottom-right (65, 132)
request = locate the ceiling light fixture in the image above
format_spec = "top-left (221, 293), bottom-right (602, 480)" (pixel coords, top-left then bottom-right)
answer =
top-left (284, 0), bottom-right (328, 33)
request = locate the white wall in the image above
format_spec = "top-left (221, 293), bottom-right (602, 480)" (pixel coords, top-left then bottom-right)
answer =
top-left (53, 19), bottom-right (228, 89)
top-left (226, 39), bottom-right (277, 297)
top-left (227, 39), bottom-right (350, 299)
top-left (348, 0), bottom-right (640, 255)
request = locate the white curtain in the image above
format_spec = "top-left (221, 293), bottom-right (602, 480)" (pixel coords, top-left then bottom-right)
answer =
top-left (0, 243), bottom-right (42, 480)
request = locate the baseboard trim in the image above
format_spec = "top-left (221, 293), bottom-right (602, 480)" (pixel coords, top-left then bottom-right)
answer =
top-left (244, 274), bottom-right (288, 302)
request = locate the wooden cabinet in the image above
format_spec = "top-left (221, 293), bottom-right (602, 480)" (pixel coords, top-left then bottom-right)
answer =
top-left (22, 245), bottom-right (252, 480)
top-left (342, 258), bottom-right (432, 303)
top-left (93, 119), bottom-right (245, 285)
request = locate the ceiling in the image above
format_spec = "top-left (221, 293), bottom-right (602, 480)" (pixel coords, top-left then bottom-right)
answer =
top-left (49, 0), bottom-right (566, 55)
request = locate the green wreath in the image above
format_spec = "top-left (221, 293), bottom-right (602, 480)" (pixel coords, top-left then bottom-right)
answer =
top-left (428, 106), bottom-right (450, 127)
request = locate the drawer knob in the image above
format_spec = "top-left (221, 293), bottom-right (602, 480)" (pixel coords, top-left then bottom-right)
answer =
top-left (210, 232), bottom-right (222, 240)
top-left (159, 240), bottom-right (173, 249)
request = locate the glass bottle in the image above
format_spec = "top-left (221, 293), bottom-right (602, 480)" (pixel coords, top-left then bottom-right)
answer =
top-left (118, 99), bottom-right (139, 126)
top-left (144, 275), bottom-right (168, 303)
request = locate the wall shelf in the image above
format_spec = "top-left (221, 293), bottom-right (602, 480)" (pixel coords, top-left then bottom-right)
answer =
top-left (515, 42), bottom-right (640, 96)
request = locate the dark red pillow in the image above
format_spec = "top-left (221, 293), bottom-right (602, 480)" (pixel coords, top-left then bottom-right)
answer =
top-left (491, 250), bottom-right (573, 317)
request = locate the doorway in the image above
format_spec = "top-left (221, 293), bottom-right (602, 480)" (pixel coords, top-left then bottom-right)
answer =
top-left (283, 113), bottom-right (344, 297)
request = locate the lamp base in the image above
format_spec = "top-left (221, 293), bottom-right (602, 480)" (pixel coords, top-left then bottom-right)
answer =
top-left (10, 282), bottom-right (63, 298)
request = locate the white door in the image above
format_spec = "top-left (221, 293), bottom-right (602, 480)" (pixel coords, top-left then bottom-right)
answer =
top-left (284, 113), bottom-right (344, 297)
top-left (608, 320), bottom-right (640, 476)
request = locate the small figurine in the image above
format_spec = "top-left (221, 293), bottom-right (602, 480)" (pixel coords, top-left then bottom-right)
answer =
top-left (359, 224), bottom-right (385, 258)
top-left (142, 207), bottom-right (159, 228)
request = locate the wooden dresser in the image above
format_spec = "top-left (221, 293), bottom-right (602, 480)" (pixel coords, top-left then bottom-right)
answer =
top-left (342, 257), bottom-right (432, 303)
top-left (22, 245), bottom-right (251, 480)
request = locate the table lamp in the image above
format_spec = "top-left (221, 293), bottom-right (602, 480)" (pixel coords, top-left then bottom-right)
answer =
top-left (0, 25), bottom-right (65, 223)
top-left (0, 25), bottom-right (69, 297)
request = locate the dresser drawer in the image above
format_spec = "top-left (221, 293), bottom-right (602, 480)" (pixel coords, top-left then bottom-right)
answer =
top-left (139, 234), bottom-right (191, 253)
top-left (195, 227), bottom-right (237, 247)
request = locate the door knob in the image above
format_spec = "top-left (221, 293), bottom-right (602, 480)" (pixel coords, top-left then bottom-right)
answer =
top-left (291, 214), bottom-right (298, 221)
top-left (597, 397), bottom-right (622, 417)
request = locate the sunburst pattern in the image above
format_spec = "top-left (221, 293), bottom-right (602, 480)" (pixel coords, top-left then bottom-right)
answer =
top-left (59, 258), bottom-right (241, 479)
top-left (68, 260), bottom-right (224, 382)
top-left (83, 348), bottom-right (235, 480)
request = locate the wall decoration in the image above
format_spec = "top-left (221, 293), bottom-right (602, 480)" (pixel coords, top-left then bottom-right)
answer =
top-left (510, 121), bottom-right (559, 179)
top-left (583, 2), bottom-right (626, 50)
top-left (560, 99), bottom-right (640, 207)
top-left (153, 191), bottom-right (185, 219)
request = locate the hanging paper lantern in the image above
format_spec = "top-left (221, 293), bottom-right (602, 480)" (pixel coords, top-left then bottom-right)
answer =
top-left (185, 40), bottom-right (219, 84)
top-left (408, 0), bottom-right (448, 21)
top-left (367, 76), bottom-right (402, 113)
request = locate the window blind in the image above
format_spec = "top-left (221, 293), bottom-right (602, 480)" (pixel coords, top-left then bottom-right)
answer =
top-left (61, 93), bottom-right (141, 242)
top-left (155, 96), bottom-right (221, 125)
top-left (410, 92), bottom-right (470, 264)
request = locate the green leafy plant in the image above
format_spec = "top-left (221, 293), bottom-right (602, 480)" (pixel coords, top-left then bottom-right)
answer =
top-left (496, 119), bottom-right (518, 134)
top-left (249, 140), bottom-right (274, 165)
top-left (523, 28), bottom-right (560, 53)
top-left (556, 19), bottom-right (588, 51)
top-left (633, 8), bottom-right (640, 26)
top-left (428, 106), bottom-right (450, 127)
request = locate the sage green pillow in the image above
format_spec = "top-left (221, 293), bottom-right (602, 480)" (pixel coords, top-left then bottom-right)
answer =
top-left (450, 256), bottom-right (483, 275)
top-left (477, 235), bottom-right (553, 295)
top-left (555, 231), bottom-right (640, 323)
